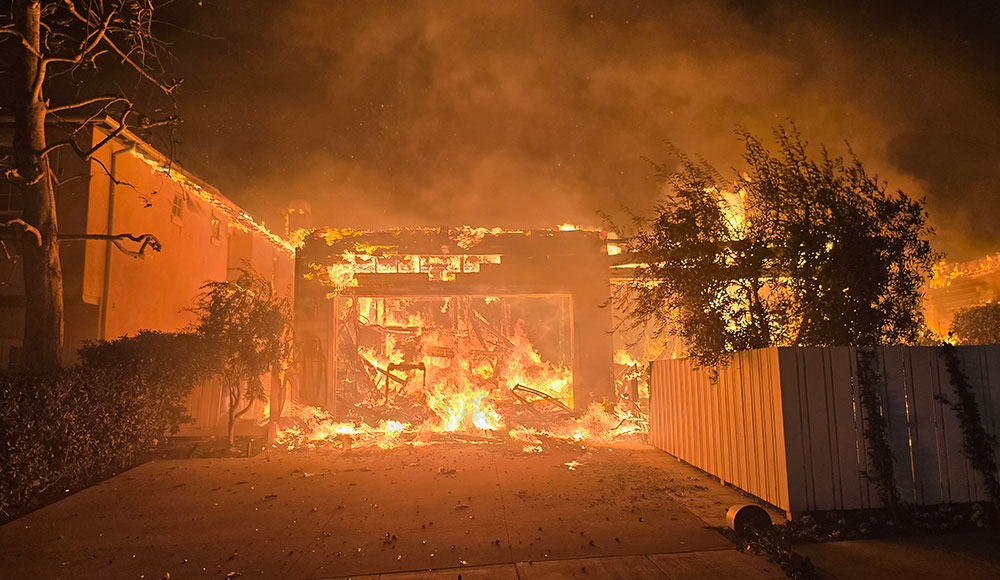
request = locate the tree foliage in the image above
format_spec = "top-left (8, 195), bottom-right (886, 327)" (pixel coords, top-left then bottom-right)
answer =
top-left (615, 124), bottom-right (937, 366)
top-left (950, 303), bottom-right (1000, 346)
top-left (191, 269), bottom-right (292, 445)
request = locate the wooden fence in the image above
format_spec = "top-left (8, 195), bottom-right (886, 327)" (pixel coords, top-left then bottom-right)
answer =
top-left (649, 346), bottom-right (1000, 517)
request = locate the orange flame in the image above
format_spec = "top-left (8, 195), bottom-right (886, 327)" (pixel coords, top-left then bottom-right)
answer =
top-left (272, 296), bottom-right (646, 451)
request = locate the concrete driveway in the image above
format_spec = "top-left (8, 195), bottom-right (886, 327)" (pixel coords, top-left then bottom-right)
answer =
top-left (1, 441), bottom-right (784, 579)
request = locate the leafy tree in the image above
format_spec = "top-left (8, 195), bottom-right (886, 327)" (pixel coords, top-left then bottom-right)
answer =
top-left (191, 270), bottom-right (292, 446)
top-left (950, 303), bottom-right (1000, 345)
top-left (614, 124), bottom-right (937, 366)
top-left (1, 0), bottom-right (180, 372)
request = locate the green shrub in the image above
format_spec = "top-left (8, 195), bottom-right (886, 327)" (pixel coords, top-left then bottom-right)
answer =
top-left (951, 303), bottom-right (1000, 345)
top-left (0, 331), bottom-right (217, 516)
top-left (78, 330), bottom-right (219, 434)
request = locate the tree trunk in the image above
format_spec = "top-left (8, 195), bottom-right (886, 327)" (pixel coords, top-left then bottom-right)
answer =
top-left (267, 361), bottom-right (284, 445)
top-left (13, 0), bottom-right (64, 372)
top-left (227, 380), bottom-right (240, 447)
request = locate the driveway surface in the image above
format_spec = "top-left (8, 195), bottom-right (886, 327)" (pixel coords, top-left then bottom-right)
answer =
top-left (1, 441), bottom-right (784, 579)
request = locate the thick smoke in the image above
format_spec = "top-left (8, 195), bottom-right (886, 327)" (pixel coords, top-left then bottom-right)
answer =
top-left (166, 0), bottom-right (1000, 260)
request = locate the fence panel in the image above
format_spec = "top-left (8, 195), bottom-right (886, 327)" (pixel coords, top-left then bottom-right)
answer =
top-left (649, 345), bottom-right (1000, 516)
top-left (905, 347), bottom-right (943, 505)
top-left (880, 347), bottom-right (918, 505)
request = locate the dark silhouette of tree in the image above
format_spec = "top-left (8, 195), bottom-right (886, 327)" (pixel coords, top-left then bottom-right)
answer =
top-left (1, 0), bottom-right (180, 372)
top-left (192, 270), bottom-right (292, 447)
top-left (614, 123), bottom-right (937, 366)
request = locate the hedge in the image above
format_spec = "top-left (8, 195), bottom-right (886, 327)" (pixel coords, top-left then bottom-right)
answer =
top-left (0, 331), bottom-right (216, 516)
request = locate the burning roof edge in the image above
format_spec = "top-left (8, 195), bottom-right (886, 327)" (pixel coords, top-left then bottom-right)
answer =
top-left (0, 115), bottom-right (294, 255)
top-left (295, 225), bottom-right (611, 258)
top-left (95, 117), bottom-right (295, 255)
top-left (930, 250), bottom-right (1000, 289)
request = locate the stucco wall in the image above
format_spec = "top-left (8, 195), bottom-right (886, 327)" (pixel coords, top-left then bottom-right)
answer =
top-left (2, 123), bottom-right (295, 381)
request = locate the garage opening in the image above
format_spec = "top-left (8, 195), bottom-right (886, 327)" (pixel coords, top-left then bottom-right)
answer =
top-left (285, 227), bottom-right (644, 448)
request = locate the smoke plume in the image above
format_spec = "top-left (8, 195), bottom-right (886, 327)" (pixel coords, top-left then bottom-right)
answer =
top-left (164, 0), bottom-right (1000, 260)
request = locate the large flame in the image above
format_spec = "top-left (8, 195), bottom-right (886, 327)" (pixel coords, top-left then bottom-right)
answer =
top-left (272, 296), bottom-right (646, 450)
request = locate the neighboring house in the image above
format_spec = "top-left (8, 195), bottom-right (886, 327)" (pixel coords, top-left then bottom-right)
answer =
top-left (0, 118), bottom-right (294, 432)
top-left (925, 252), bottom-right (1000, 335)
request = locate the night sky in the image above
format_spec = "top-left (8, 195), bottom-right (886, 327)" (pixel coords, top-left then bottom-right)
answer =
top-left (154, 1), bottom-right (1000, 261)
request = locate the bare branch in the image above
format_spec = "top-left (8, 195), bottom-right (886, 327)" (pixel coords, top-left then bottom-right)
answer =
top-left (57, 232), bottom-right (162, 258)
top-left (0, 28), bottom-right (43, 58)
top-left (48, 95), bottom-right (128, 114)
top-left (87, 155), bottom-right (155, 207)
top-left (59, 0), bottom-right (179, 95)
top-left (0, 239), bottom-right (15, 261)
top-left (41, 105), bottom-right (133, 160)
top-left (31, 7), bottom-right (116, 102)
top-left (138, 114), bottom-right (179, 129)
top-left (0, 219), bottom-right (42, 246)
top-left (67, 97), bottom-right (134, 137)
top-left (105, 39), bottom-right (181, 94)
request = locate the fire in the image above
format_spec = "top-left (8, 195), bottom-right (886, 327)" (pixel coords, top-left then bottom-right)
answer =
top-left (276, 399), bottom-right (646, 451)
top-left (272, 295), bottom-right (647, 451)
top-left (614, 348), bottom-right (639, 366)
top-left (427, 388), bottom-right (502, 431)
top-left (277, 226), bottom-right (649, 452)
top-left (275, 403), bottom-right (418, 450)
top-left (703, 186), bottom-right (746, 235)
top-left (554, 223), bottom-right (602, 232)
top-left (930, 254), bottom-right (1000, 289)
top-left (130, 149), bottom-right (294, 255)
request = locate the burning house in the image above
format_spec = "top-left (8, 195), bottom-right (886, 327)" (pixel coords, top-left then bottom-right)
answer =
top-left (286, 226), bottom-right (629, 445)
top-left (925, 252), bottom-right (1000, 335)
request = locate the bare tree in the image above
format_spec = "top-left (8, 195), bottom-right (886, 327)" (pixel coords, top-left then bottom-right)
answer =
top-left (1, 0), bottom-right (180, 372)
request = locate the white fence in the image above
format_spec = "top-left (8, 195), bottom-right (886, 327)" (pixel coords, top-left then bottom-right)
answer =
top-left (649, 346), bottom-right (1000, 517)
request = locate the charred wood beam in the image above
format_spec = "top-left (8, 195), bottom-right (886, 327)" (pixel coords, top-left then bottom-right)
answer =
top-left (338, 328), bottom-right (378, 395)
top-left (388, 361), bottom-right (427, 390)
top-left (511, 384), bottom-right (573, 415)
top-left (364, 324), bottom-right (420, 336)
top-left (509, 388), bottom-right (547, 419)
top-left (471, 308), bottom-right (515, 350)
top-left (376, 366), bottom-right (408, 386)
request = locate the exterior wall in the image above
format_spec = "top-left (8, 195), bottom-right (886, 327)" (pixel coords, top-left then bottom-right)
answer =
top-left (88, 134), bottom-right (230, 347)
top-left (1, 122), bottom-right (295, 434)
top-left (650, 346), bottom-right (1000, 517)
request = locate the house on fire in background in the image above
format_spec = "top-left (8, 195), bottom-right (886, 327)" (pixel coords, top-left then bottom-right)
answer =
top-left (293, 227), bottom-right (616, 418)
top-left (925, 252), bottom-right (1000, 335)
top-left (0, 118), bottom-right (294, 432)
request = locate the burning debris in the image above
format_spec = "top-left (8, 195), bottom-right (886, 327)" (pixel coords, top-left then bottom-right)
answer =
top-left (272, 398), bottom-right (647, 451)
top-left (272, 291), bottom-right (646, 450)
top-left (271, 296), bottom-right (647, 451)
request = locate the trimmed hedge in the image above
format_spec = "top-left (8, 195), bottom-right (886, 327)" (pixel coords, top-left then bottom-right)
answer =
top-left (0, 331), bottom-right (216, 516)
